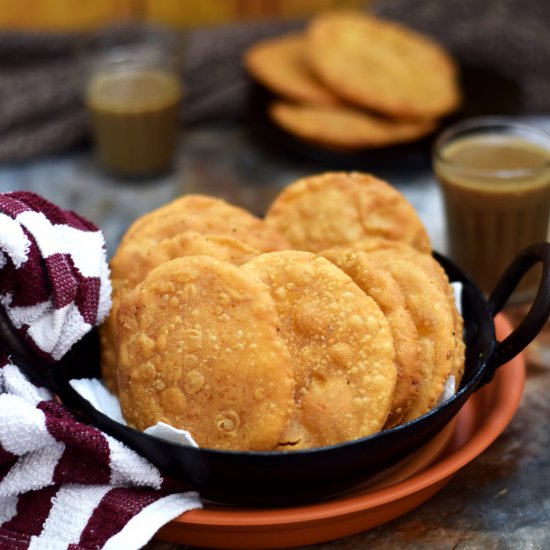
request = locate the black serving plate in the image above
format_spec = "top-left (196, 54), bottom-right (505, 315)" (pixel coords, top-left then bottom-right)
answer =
top-left (248, 64), bottom-right (523, 170)
top-left (1, 244), bottom-right (548, 507)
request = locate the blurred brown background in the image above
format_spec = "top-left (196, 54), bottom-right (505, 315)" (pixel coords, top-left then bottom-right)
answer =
top-left (0, 0), bottom-right (366, 30)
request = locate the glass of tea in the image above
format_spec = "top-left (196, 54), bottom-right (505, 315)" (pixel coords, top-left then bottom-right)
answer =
top-left (82, 23), bottom-right (184, 178)
top-left (433, 117), bottom-right (550, 302)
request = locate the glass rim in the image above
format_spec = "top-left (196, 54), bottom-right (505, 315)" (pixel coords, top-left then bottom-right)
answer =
top-left (433, 116), bottom-right (550, 179)
top-left (77, 21), bottom-right (184, 73)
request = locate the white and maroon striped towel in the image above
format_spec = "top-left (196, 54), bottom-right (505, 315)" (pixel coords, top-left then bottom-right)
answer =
top-left (0, 192), bottom-right (201, 550)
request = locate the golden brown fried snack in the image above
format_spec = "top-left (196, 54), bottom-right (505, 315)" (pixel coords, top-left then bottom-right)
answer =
top-left (265, 172), bottom-right (431, 253)
top-left (269, 101), bottom-right (436, 151)
top-left (100, 232), bottom-right (259, 393)
top-left (365, 252), bottom-right (456, 420)
top-left (244, 33), bottom-right (342, 106)
top-left (242, 250), bottom-right (396, 449)
top-left (121, 194), bottom-right (289, 253)
top-left (121, 195), bottom-right (216, 244)
top-left (117, 256), bottom-right (294, 451)
top-left (111, 232), bottom-right (259, 291)
top-left (350, 237), bottom-right (420, 255)
top-left (320, 247), bottom-right (421, 427)
top-left (359, 239), bottom-right (465, 389)
top-left (306, 10), bottom-right (461, 120)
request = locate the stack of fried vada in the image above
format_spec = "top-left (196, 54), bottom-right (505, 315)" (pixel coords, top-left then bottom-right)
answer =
top-left (244, 10), bottom-right (461, 151)
top-left (101, 172), bottom-right (464, 451)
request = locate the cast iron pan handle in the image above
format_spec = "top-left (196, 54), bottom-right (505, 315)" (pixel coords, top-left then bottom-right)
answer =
top-left (485, 242), bottom-right (550, 374)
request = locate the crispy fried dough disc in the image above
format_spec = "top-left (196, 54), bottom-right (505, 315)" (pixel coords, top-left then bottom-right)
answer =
top-left (121, 194), bottom-right (289, 252)
top-left (242, 250), bottom-right (396, 449)
top-left (265, 172), bottom-right (431, 253)
top-left (111, 232), bottom-right (259, 290)
top-left (365, 252), bottom-right (456, 420)
top-left (359, 239), bottom-right (465, 389)
top-left (100, 232), bottom-right (259, 393)
top-left (245, 33), bottom-right (342, 106)
top-left (122, 195), bottom-right (220, 243)
top-left (269, 101), bottom-right (436, 150)
top-left (321, 247), bottom-right (421, 427)
top-left (306, 11), bottom-right (461, 119)
top-left (117, 256), bottom-right (294, 451)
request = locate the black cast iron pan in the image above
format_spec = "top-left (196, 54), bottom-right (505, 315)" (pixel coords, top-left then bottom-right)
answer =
top-left (1, 243), bottom-right (549, 507)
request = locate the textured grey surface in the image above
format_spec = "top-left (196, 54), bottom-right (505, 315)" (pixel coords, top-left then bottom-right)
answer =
top-left (0, 120), bottom-right (549, 549)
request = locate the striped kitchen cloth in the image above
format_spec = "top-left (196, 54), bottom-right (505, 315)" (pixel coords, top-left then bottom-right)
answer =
top-left (0, 192), bottom-right (201, 550)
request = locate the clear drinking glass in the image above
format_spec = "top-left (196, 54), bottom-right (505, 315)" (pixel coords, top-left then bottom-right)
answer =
top-left (433, 117), bottom-right (550, 302)
top-left (81, 23), bottom-right (184, 178)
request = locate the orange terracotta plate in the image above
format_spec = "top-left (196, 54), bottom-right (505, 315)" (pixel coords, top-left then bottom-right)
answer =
top-left (157, 314), bottom-right (525, 549)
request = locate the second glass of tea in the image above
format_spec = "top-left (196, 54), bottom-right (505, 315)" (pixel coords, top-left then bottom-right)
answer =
top-left (83, 24), bottom-right (184, 178)
top-left (433, 117), bottom-right (550, 302)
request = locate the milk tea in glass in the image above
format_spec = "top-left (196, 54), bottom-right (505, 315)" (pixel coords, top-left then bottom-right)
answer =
top-left (433, 118), bottom-right (550, 302)
top-left (82, 24), bottom-right (183, 178)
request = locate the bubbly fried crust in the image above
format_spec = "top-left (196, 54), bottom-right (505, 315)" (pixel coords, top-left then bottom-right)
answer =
top-left (102, 195), bottom-right (287, 395)
top-left (120, 194), bottom-right (290, 253)
top-left (121, 195), bottom-right (222, 244)
top-left (244, 33), bottom-right (342, 107)
top-left (242, 250), bottom-right (396, 449)
top-left (112, 232), bottom-right (259, 291)
top-left (306, 11), bottom-right (461, 119)
top-left (350, 237), bottom-right (421, 255)
top-left (366, 252), bottom-right (456, 420)
top-left (117, 256), bottom-right (294, 451)
top-left (100, 232), bottom-right (259, 393)
top-left (265, 172), bottom-right (431, 253)
top-left (320, 247), bottom-right (421, 427)
top-left (408, 254), bottom-right (464, 387)
top-left (360, 240), bottom-right (465, 391)
top-left (269, 101), bottom-right (436, 150)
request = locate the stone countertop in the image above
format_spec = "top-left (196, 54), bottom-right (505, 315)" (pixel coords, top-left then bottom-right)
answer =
top-left (1, 119), bottom-right (549, 550)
